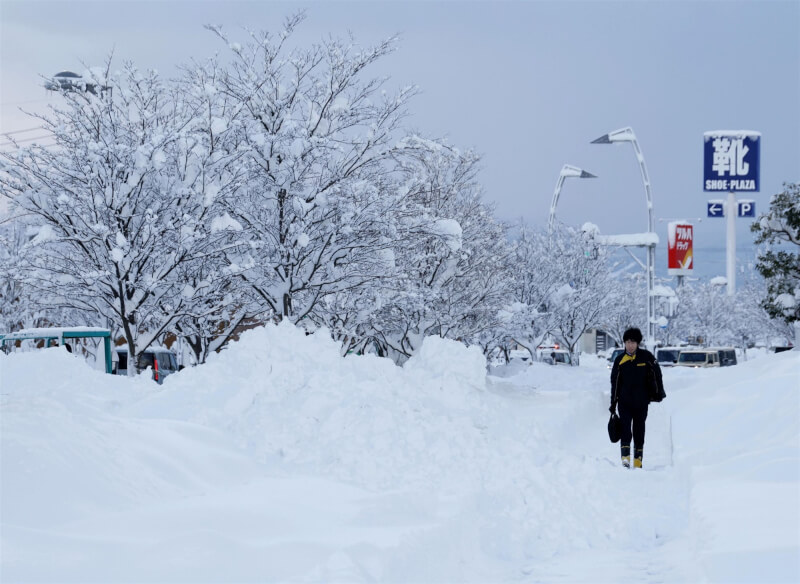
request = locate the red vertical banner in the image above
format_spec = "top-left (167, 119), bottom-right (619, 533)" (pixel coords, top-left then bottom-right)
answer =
top-left (668, 222), bottom-right (693, 275)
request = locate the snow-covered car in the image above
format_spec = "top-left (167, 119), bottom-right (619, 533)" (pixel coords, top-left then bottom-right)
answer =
top-left (113, 347), bottom-right (181, 383)
top-left (606, 348), bottom-right (624, 368)
top-left (677, 349), bottom-right (720, 368)
top-left (713, 347), bottom-right (738, 367)
top-left (771, 346), bottom-right (794, 353)
top-left (655, 346), bottom-right (683, 367)
top-left (505, 349), bottom-right (534, 366)
top-left (539, 349), bottom-right (572, 366)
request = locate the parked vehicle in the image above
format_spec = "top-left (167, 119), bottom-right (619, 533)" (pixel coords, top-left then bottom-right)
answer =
top-left (606, 348), bottom-right (624, 368)
top-left (508, 349), bottom-right (531, 364)
top-left (655, 346), bottom-right (683, 367)
top-left (539, 349), bottom-right (572, 366)
top-left (712, 347), bottom-right (738, 367)
top-left (677, 349), bottom-right (720, 368)
top-left (113, 347), bottom-right (181, 383)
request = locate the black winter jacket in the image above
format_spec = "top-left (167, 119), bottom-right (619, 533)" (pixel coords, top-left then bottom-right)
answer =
top-left (610, 348), bottom-right (664, 409)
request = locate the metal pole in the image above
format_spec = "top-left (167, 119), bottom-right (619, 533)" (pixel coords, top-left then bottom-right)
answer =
top-left (726, 190), bottom-right (736, 296)
top-left (548, 172), bottom-right (568, 236)
top-left (104, 334), bottom-right (112, 374)
top-left (548, 165), bottom-right (597, 236)
top-left (592, 128), bottom-right (656, 348)
top-left (627, 133), bottom-right (657, 348)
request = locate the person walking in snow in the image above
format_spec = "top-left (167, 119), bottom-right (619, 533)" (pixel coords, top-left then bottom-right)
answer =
top-left (609, 327), bottom-right (664, 468)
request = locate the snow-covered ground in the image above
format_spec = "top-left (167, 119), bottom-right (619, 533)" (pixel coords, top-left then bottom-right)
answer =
top-left (1, 322), bottom-right (798, 583)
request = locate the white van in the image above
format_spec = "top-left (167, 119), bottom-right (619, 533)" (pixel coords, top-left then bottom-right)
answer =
top-left (539, 349), bottom-right (572, 366)
top-left (655, 346), bottom-right (683, 367)
top-left (711, 347), bottom-right (738, 367)
top-left (677, 349), bottom-right (720, 368)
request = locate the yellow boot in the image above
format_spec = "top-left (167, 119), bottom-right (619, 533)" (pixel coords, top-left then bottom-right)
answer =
top-left (634, 448), bottom-right (643, 468)
top-left (622, 456), bottom-right (631, 468)
top-left (633, 458), bottom-right (642, 468)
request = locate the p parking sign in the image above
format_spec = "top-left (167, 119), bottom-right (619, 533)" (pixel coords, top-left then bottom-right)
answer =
top-left (738, 200), bottom-right (756, 217)
top-left (703, 131), bottom-right (760, 192)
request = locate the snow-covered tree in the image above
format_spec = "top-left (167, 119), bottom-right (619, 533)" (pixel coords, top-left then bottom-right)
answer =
top-left (0, 60), bottom-right (239, 372)
top-left (362, 136), bottom-right (510, 362)
top-left (751, 182), bottom-right (800, 324)
top-left (669, 279), bottom-right (734, 346)
top-left (0, 215), bottom-right (43, 332)
top-left (597, 272), bottom-right (647, 348)
top-left (500, 224), bottom-right (561, 360)
top-left (547, 225), bottom-right (616, 365)
top-left (308, 284), bottom-right (389, 357)
top-left (206, 15), bottom-right (416, 325)
top-left (166, 56), bottom-right (268, 364)
top-left (668, 274), bottom-right (795, 350)
top-left (726, 280), bottom-right (790, 353)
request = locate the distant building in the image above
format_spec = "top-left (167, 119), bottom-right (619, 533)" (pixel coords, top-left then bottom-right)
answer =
top-left (579, 328), bottom-right (614, 354)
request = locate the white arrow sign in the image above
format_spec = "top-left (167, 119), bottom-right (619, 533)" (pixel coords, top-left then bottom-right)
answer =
top-left (707, 201), bottom-right (725, 218)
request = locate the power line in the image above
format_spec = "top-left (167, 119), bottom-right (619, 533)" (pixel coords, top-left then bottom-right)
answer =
top-left (0, 134), bottom-right (54, 145)
top-left (0, 97), bottom-right (53, 107)
top-left (0, 143), bottom-right (59, 154)
top-left (1, 126), bottom-right (45, 137)
top-left (0, 140), bottom-right (58, 154)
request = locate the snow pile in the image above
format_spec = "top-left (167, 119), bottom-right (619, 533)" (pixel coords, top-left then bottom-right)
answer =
top-left (403, 333), bottom-right (486, 402)
top-left (668, 354), bottom-right (800, 583)
top-left (1, 325), bottom-right (798, 582)
top-left (126, 323), bottom-right (491, 490)
top-left (0, 348), bottom-right (259, 532)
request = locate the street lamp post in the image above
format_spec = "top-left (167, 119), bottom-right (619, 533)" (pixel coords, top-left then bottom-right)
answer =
top-left (548, 164), bottom-right (597, 235)
top-left (592, 127), bottom-right (657, 348)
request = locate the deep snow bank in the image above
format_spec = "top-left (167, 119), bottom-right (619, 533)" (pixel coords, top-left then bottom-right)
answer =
top-left (2, 326), bottom-right (798, 583)
top-left (0, 347), bottom-right (260, 528)
top-left (120, 322), bottom-right (491, 490)
top-left (667, 350), bottom-right (800, 583)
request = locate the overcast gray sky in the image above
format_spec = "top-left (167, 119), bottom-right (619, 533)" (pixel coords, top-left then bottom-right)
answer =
top-left (2, 0), bottom-right (799, 256)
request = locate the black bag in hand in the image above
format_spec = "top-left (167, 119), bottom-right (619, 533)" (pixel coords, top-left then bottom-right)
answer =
top-left (608, 412), bottom-right (621, 443)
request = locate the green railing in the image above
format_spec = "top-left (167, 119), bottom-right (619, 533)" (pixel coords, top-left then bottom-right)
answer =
top-left (0, 327), bottom-right (113, 374)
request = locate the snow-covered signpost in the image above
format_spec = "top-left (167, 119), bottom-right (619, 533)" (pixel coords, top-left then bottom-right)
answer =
top-left (591, 127), bottom-right (657, 348)
top-left (703, 130), bottom-right (761, 296)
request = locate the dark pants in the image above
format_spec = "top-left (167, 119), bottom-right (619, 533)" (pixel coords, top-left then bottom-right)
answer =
top-left (618, 401), bottom-right (648, 456)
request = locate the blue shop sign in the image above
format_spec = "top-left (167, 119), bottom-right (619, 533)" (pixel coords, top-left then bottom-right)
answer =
top-left (703, 131), bottom-right (760, 192)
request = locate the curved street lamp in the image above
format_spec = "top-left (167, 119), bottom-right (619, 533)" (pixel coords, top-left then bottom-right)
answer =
top-left (548, 164), bottom-right (597, 235)
top-left (592, 127), bottom-right (657, 347)
top-left (44, 71), bottom-right (111, 96)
